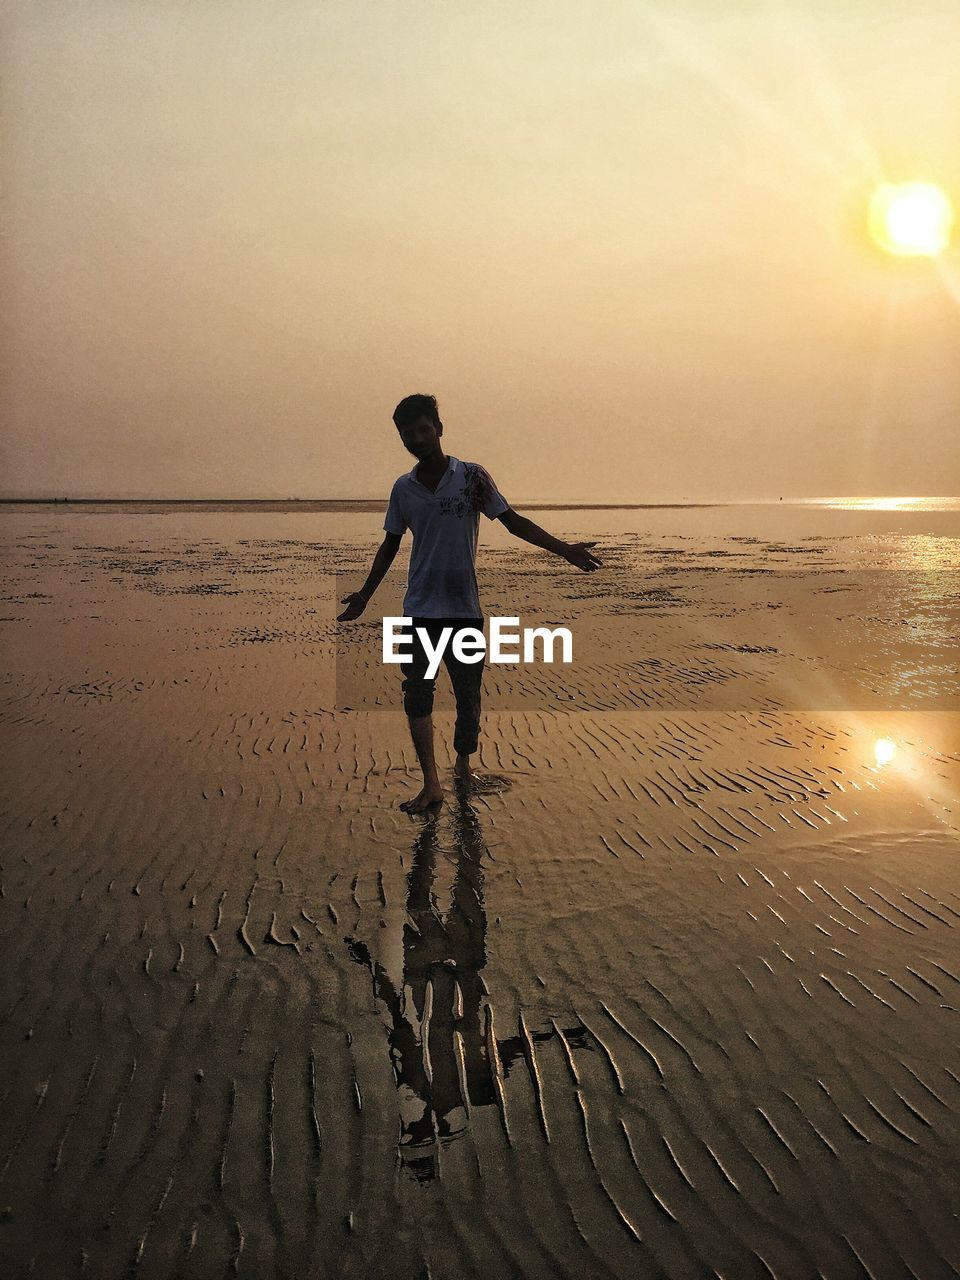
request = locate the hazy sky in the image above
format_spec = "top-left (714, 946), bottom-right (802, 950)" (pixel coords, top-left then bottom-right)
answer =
top-left (3, 1), bottom-right (958, 501)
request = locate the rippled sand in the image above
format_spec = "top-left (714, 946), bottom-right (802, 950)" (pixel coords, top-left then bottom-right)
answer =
top-left (1, 506), bottom-right (958, 1279)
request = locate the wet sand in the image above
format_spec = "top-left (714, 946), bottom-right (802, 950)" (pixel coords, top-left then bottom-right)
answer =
top-left (1, 504), bottom-right (959, 1279)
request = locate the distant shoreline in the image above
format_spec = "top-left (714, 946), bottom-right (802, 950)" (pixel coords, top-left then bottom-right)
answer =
top-left (0, 498), bottom-right (725, 510)
top-left (1, 497), bottom-right (956, 511)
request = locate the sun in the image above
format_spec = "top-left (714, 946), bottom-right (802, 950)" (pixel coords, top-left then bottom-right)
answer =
top-left (868, 182), bottom-right (954, 257)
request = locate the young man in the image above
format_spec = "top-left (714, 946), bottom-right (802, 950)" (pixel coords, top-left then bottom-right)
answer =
top-left (337, 394), bottom-right (601, 812)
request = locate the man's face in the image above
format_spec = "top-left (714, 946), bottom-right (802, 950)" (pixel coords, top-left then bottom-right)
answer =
top-left (397, 414), bottom-right (441, 459)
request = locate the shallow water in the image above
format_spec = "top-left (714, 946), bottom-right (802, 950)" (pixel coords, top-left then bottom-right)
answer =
top-left (1, 505), bottom-right (958, 1278)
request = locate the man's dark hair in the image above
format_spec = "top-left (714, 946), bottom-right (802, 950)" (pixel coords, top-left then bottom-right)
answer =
top-left (393, 394), bottom-right (441, 431)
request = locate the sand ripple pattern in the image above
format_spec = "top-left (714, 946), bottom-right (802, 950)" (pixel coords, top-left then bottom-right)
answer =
top-left (1, 514), bottom-right (958, 1278)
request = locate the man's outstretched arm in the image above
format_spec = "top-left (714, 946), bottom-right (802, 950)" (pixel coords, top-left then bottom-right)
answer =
top-left (497, 508), bottom-right (601, 572)
top-left (337, 532), bottom-right (402, 620)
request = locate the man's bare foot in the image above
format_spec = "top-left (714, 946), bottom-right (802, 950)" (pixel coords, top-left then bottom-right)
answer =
top-left (400, 782), bottom-right (444, 813)
top-left (454, 756), bottom-right (482, 786)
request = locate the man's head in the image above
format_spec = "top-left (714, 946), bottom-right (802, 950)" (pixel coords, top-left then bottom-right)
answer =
top-left (392, 393), bottom-right (443, 459)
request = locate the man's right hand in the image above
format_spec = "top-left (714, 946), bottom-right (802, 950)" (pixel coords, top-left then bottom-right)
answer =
top-left (563, 541), bottom-right (602, 572)
top-left (337, 592), bottom-right (368, 622)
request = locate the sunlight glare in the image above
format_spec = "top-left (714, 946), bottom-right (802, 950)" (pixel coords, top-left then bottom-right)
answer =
top-left (874, 737), bottom-right (897, 767)
top-left (869, 182), bottom-right (953, 257)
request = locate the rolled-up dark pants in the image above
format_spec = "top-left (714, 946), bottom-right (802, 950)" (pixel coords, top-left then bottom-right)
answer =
top-left (401, 617), bottom-right (485, 756)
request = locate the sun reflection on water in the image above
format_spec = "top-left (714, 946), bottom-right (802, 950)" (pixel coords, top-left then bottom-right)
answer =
top-left (874, 737), bottom-right (897, 767)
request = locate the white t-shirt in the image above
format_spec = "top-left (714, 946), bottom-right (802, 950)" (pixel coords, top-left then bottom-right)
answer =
top-left (383, 456), bottom-right (510, 618)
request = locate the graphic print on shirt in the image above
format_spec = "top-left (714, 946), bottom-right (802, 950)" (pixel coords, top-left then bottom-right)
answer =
top-left (439, 463), bottom-right (493, 518)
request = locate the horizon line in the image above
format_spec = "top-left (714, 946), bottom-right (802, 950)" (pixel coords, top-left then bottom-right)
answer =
top-left (0, 496), bottom-right (728, 509)
top-left (1, 494), bottom-right (957, 508)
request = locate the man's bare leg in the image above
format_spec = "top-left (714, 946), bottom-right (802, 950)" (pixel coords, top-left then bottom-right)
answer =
top-left (401, 715), bottom-right (445, 812)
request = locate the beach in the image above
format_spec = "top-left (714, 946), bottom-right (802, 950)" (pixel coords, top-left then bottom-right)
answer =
top-left (1, 501), bottom-right (958, 1279)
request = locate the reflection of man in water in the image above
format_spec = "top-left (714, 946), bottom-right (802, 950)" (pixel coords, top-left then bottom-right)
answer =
top-left (337, 393), bottom-right (601, 812)
top-left (347, 791), bottom-right (494, 1169)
